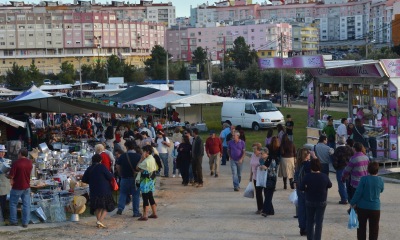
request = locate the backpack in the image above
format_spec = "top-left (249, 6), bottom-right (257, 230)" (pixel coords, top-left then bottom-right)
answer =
top-left (153, 154), bottom-right (163, 170)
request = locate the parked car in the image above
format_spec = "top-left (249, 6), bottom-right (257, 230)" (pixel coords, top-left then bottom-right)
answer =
top-left (43, 79), bottom-right (52, 85)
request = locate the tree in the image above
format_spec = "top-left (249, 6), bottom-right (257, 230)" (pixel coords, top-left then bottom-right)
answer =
top-left (92, 60), bottom-right (107, 83)
top-left (144, 45), bottom-right (168, 80)
top-left (178, 62), bottom-right (188, 80)
top-left (192, 47), bottom-right (207, 65)
top-left (228, 36), bottom-right (258, 71)
top-left (80, 64), bottom-right (93, 82)
top-left (392, 44), bottom-right (400, 56)
top-left (58, 61), bottom-right (75, 84)
top-left (27, 60), bottom-right (42, 85)
top-left (107, 54), bottom-right (124, 77)
top-left (241, 63), bottom-right (261, 90)
top-left (6, 63), bottom-right (28, 88)
top-left (121, 64), bottom-right (137, 83)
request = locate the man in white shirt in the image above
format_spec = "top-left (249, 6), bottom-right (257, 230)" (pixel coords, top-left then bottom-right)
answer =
top-left (155, 130), bottom-right (171, 177)
top-left (336, 118), bottom-right (348, 140)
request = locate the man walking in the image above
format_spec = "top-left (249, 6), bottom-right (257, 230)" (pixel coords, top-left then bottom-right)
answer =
top-left (115, 140), bottom-right (142, 217)
top-left (336, 118), bottom-right (348, 140)
top-left (220, 123), bottom-right (231, 165)
top-left (205, 130), bottom-right (222, 178)
top-left (8, 148), bottom-right (33, 227)
top-left (314, 135), bottom-right (334, 176)
top-left (228, 131), bottom-right (246, 191)
top-left (192, 128), bottom-right (204, 187)
top-left (285, 114), bottom-right (294, 142)
top-left (332, 137), bottom-right (354, 204)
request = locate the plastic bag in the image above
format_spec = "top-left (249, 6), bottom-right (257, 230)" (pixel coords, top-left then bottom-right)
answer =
top-left (256, 168), bottom-right (267, 188)
top-left (348, 208), bottom-right (359, 229)
top-left (243, 182), bottom-right (254, 198)
top-left (289, 190), bottom-right (298, 206)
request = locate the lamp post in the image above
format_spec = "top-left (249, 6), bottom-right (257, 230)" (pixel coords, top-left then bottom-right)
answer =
top-left (166, 52), bottom-right (173, 89)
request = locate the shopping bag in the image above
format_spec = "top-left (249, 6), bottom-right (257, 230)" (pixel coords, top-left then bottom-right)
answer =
top-left (256, 168), bottom-right (268, 188)
top-left (243, 182), bottom-right (254, 198)
top-left (110, 177), bottom-right (119, 191)
top-left (289, 189), bottom-right (298, 206)
top-left (348, 208), bottom-right (359, 229)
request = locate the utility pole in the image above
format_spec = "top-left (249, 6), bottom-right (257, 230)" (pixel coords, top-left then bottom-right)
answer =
top-left (366, 36), bottom-right (368, 59)
top-left (280, 31), bottom-right (285, 107)
top-left (166, 51), bottom-right (169, 86)
top-left (76, 56), bottom-right (83, 98)
top-left (208, 50), bottom-right (212, 83)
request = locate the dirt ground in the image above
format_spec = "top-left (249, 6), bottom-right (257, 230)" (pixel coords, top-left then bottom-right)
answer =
top-left (1, 155), bottom-right (399, 240)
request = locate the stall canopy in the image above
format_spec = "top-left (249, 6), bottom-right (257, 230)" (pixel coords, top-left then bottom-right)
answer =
top-left (39, 84), bottom-right (72, 91)
top-left (108, 86), bottom-right (159, 103)
top-left (0, 115), bottom-right (26, 128)
top-left (169, 93), bottom-right (233, 105)
top-left (134, 92), bottom-right (187, 109)
top-left (11, 85), bottom-right (52, 101)
top-left (0, 96), bottom-right (145, 115)
top-left (0, 87), bottom-right (21, 96)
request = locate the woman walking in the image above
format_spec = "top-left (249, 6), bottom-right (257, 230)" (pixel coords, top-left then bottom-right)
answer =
top-left (268, 136), bottom-right (281, 166)
top-left (294, 148), bottom-right (312, 236)
top-left (299, 158), bottom-right (332, 240)
top-left (249, 143), bottom-right (263, 214)
top-left (260, 147), bottom-right (277, 217)
top-left (136, 145), bottom-right (159, 221)
top-left (82, 154), bottom-right (115, 228)
top-left (278, 134), bottom-right (296, 189)
top-left (177, 135), bottom-right (192, 186)
top-left (350, 161), bottom-right (384, 240)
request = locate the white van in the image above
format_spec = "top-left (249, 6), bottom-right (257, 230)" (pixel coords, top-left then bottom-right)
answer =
top-left (221, 100), bottom-right (285, 131)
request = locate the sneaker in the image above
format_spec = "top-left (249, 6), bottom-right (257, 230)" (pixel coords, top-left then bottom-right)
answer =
top-left (116, 209), bottom-right (122, 215)
top-left (172, 175), bottom-right (176, 178)
top-left (234, 187), bottom-right (239, 191)
top-left (22, 224), bottom-right (28, 228)
top-left (196, 183), bottom-right (203, 188)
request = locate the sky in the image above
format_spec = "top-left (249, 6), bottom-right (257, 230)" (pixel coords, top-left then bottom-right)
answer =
top-left (170, 0), bottom-right (205, 17)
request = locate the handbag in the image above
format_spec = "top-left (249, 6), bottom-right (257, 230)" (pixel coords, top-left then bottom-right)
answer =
top-left (110, 177), bottom-right (119, 191)
top-left (243, 182), bottom-right (254, 198)
top-left (348, 207), bottom-right (359, 229)
top-left (256, 168), bottom-right (268, 188)
top-left (289, 189), bottom-right (298, 206)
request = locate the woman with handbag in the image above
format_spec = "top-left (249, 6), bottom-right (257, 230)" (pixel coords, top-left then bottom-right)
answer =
top-left (82, 154), bottom-right (116, 228)
top-left (259, 147), bottom-right (277, 217)
top-left (136, 145), bottom-right (159, 221)
top-left (350, 161), bottom-right (384, 240)
top-left (249, 143), bottom-right (263, 214)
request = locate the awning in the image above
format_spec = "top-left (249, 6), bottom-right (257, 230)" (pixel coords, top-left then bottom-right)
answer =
top-left (169, 93), bottom-right (233, 105)
top-left (0, 115), bottom-right (26, 128)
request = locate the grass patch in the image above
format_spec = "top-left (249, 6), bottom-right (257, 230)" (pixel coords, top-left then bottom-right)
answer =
top-left (200, 104), bottom-right (347, 151)
top-left (382, 173), bottom-right (400, 180)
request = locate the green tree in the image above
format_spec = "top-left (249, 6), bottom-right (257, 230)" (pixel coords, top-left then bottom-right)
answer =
top-left (178, 62), bottom-right (188, 80)
top-left (92, 60), bottom-right (107, 83)
top-left (192, 47), bottom-right (207, 65)
top-left (6, 63), bottom-right (28, 88)
top-left (80, 64), bottom-right (93, 82)
top-left (144, 45), bottom-right (168, 80)
top-left (392, 44), bottom-right (400, 56)
top-left (107, 54), bottom-right (124, 77)
top-left (241, 63), bottom-right (261, 90)
top-left (27, 60), bottom-right (42, 85)
top-left (121, 64), bottom-right (137, 83)
top-left (228, 36), bottom-right (258, 71)
top-left (58, 61), bottom-right (75, 84)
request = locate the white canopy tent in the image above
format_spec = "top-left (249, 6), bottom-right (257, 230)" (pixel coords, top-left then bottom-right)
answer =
top-left (134, 92), bottom-right (187, 109)
top-left (11, 85), bottom-right (52, 101)
top-left (169, 93), bottom-right (233, 123)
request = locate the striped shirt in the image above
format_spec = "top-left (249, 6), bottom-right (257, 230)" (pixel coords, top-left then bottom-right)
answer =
top-left (342, 152), bottom-right (369, 188)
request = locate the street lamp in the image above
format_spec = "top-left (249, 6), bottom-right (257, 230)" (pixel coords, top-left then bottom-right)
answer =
top-left (166, 52), bottom-right (173, 88)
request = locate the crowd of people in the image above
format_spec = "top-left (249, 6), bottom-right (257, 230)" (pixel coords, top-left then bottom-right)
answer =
top-left (0, 112), bottom-right (385, 239)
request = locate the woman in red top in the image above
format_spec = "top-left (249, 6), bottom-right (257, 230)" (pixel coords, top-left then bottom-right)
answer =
top-left (95, 144), bottom-right (112, 172)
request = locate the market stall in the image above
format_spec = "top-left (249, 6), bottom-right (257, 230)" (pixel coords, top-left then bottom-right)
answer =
top-left (307, 59), bottom-right (399, 164)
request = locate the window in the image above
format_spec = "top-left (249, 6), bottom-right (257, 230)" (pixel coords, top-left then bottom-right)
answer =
top-left (47, 41), bottom-right (51, 45)
top-left (46, 33), bottom-right (51, 37)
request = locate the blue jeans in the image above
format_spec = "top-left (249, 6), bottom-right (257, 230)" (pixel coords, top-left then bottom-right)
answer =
top-left (9, 188), bottom-right (31, 225)
top-left (306, 201), bottom-right (327, 240)
top-left (230, 160), bottom-right (243, 189)
top-left (118, 178), bottom-right (140, 216)
top-left (159, 153), bottom-right (169, 177)
top-left (221, 146), bottom-right (229, 165)
top-left (297, 189), bottom-right (307, 231)
top-left (336, 169), bottom-right (348, 202)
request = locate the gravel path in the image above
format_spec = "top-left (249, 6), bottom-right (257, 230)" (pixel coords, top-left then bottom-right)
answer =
top-left (1, 154), bottom-right (399, 240)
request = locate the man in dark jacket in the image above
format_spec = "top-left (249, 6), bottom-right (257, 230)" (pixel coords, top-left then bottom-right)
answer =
top-left (332, 136), bottom-right (354, 204)
top-left (191, 128), bottom-right (204, 188)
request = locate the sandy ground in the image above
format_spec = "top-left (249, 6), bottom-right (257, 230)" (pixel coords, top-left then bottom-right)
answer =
top-left (1, 153), bottom-right (399, 240)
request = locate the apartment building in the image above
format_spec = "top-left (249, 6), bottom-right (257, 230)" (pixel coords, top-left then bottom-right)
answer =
top-left (166, 22), bottom-right (292, 62)
top-left (0, 0), bottom-right (170, 76)
top-left (189, 0), bottom-right (400, 47)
